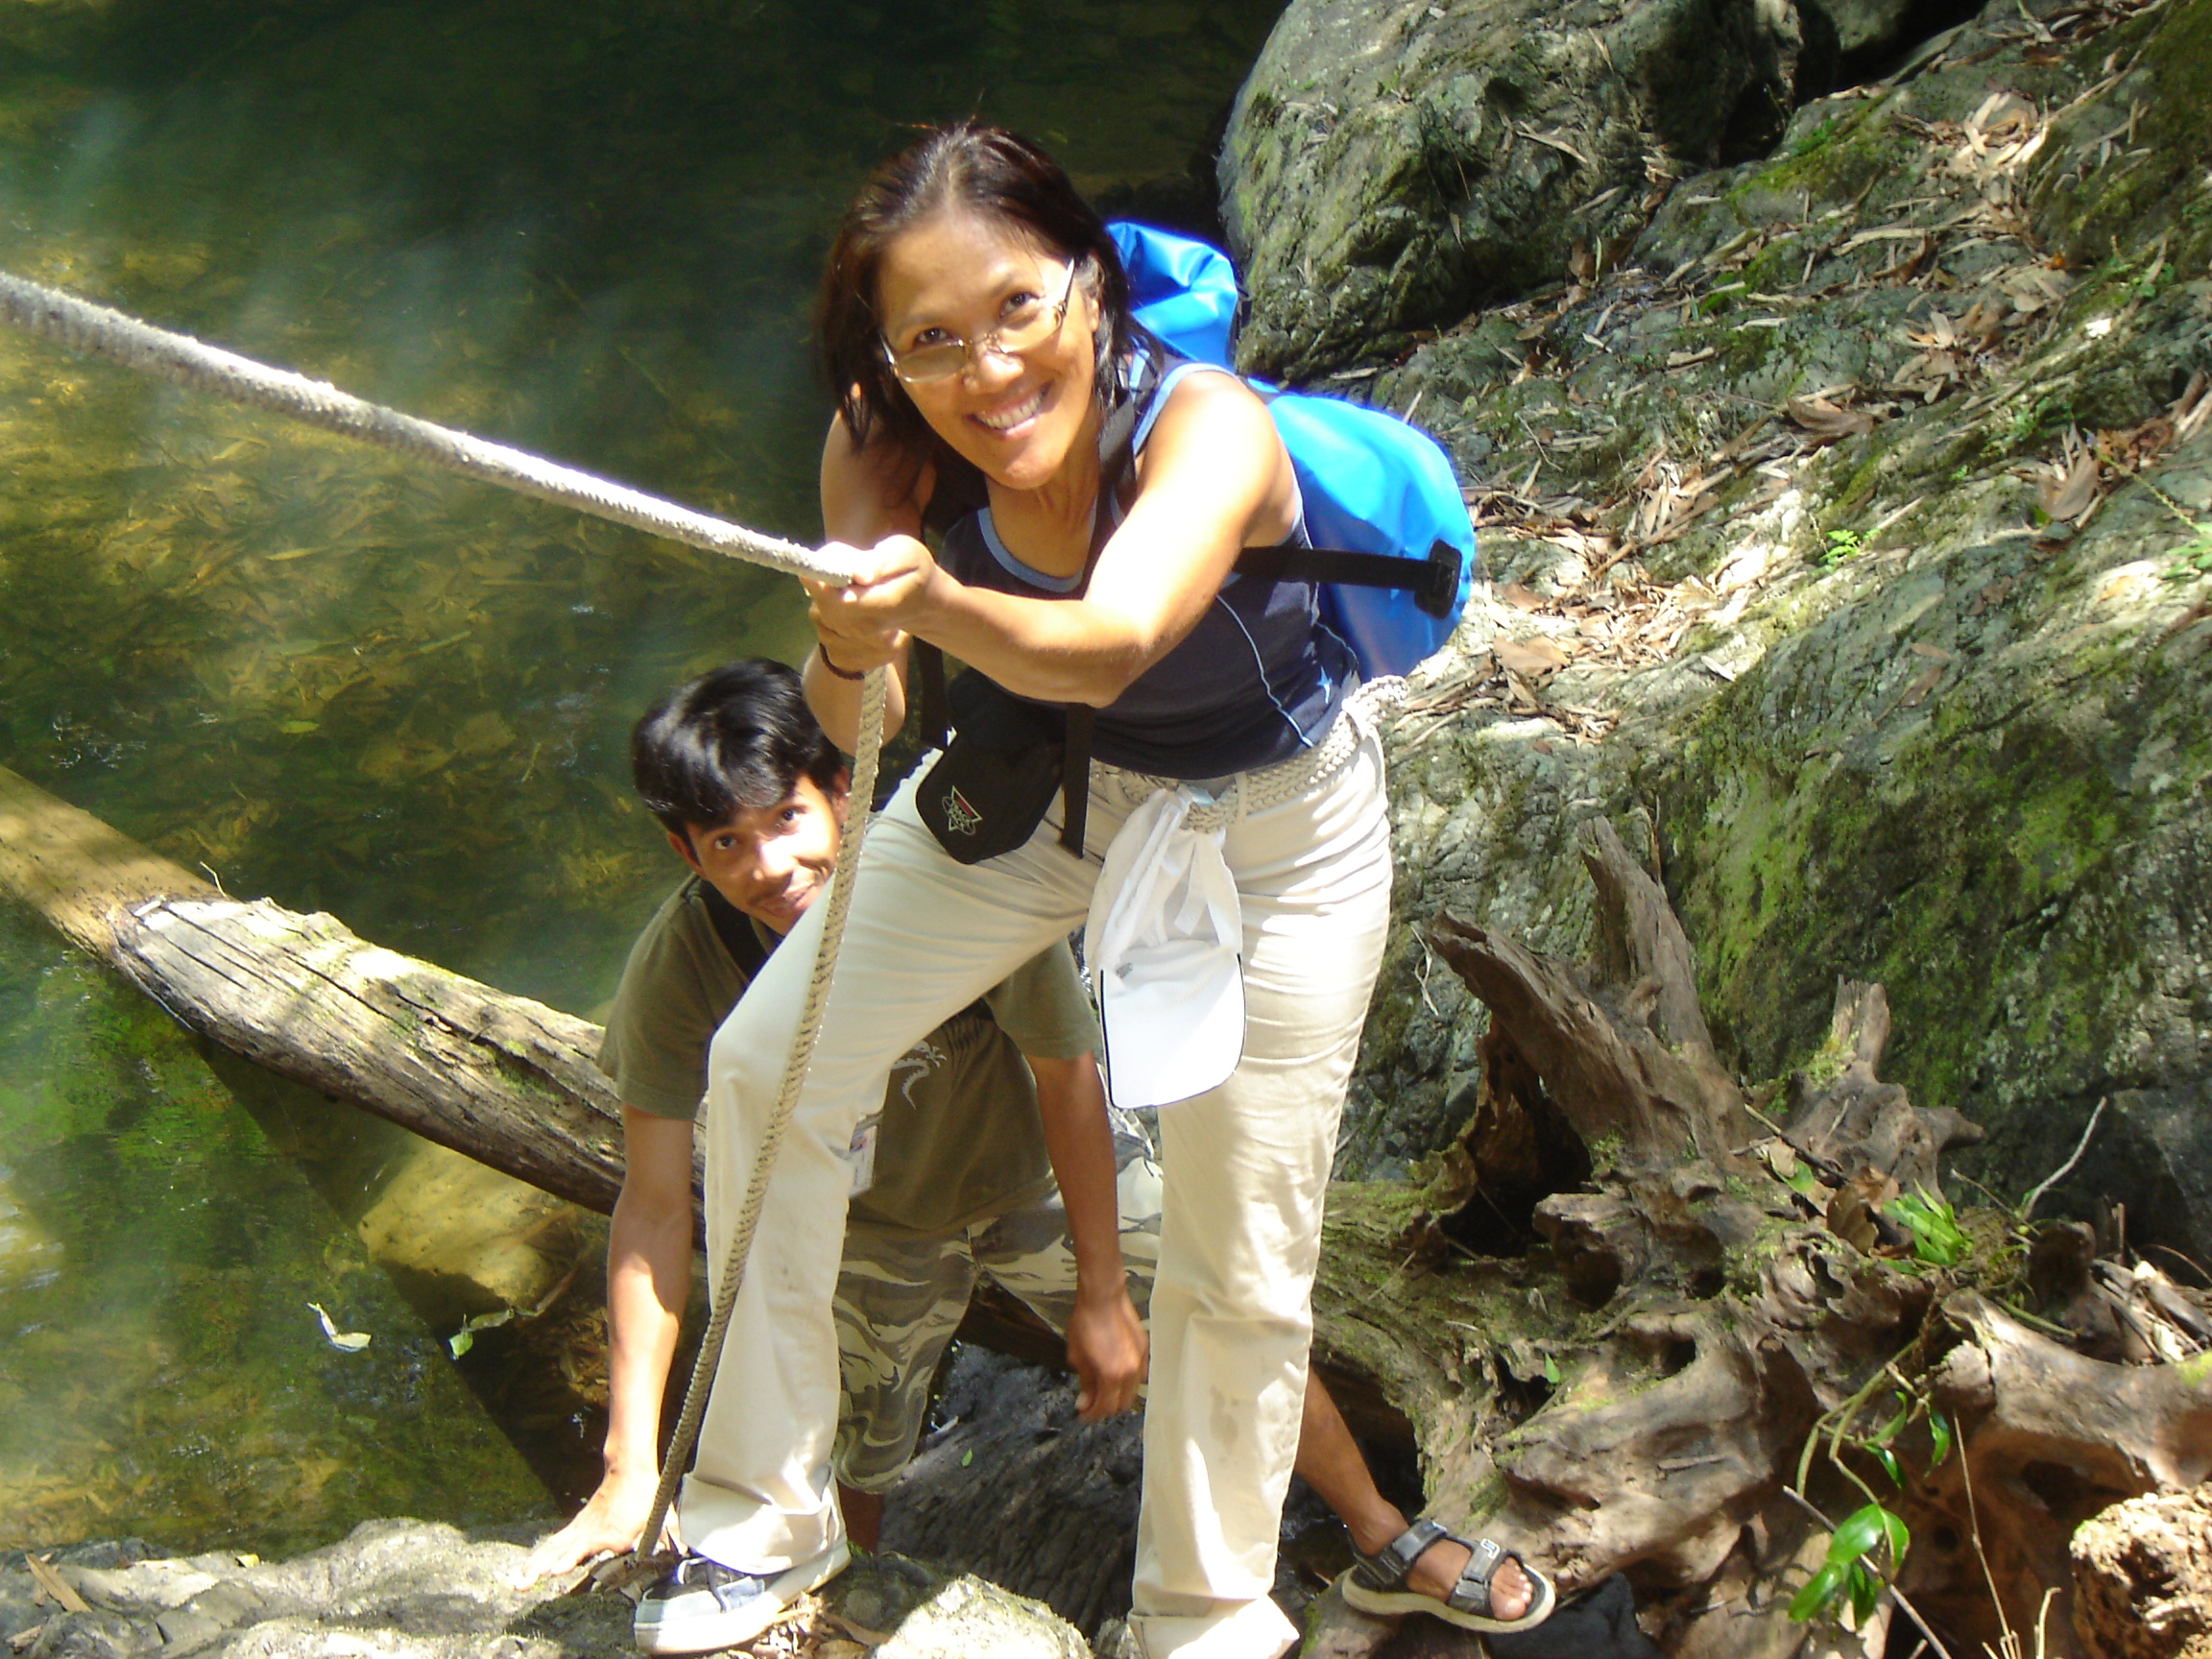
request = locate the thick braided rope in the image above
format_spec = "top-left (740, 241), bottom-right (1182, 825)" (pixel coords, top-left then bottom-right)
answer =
top-left (637, 663), bottom-right (889, 1558)
top-left (0, 269), bottom-right (862, 586)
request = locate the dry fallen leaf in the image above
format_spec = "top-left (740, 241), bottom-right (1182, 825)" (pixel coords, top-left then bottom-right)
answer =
top-left (1784, 396), bottom-right (1876, 442)
top-left (23, 1557), bottom-right (89, 1616)
top-left (2040, 448), bottom-right (2103, 522)
top-left (1492, 637), bottom-right (1575, 679)
top-left (1898, 662), bottom-right (1945, 708)
top-left (1498, 580), bottom-right (1547, 612)
top-left (1969, 577), bottom-right (2016, 616)
top-left (1827, 1170), bottom-right (1901, 1254)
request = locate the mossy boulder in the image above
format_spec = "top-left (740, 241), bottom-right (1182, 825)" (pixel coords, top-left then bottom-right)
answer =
top-left (1348, 0), bottom-right (2212, 1265)
top-left (1216, 0), bottom-right (1831, 382)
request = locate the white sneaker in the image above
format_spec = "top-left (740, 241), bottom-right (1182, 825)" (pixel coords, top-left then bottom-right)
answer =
top-left (631, 1541), bottom-right (850, 1654)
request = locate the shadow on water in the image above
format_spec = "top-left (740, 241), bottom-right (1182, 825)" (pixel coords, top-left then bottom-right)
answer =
top-left (0, 0), bottom-right (1281, 1552)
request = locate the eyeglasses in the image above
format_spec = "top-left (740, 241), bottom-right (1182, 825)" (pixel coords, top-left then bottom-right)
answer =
top-left (880, 262), bottom-right (1081, 386)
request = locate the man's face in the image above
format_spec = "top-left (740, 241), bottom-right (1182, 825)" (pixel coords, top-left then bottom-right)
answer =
top-left (671, 773), bottom-right (849, 936)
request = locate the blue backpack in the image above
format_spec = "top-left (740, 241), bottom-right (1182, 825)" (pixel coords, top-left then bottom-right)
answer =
top-left (912, 226), bottom-right (1479, 865)
top-left (1109, 221), bottom-right (1477, 680)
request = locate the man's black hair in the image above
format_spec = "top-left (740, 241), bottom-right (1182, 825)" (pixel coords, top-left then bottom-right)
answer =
top-left (630, 660), bottom-right (844, 838)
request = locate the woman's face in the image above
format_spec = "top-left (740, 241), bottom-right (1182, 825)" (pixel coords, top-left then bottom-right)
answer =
top-left (873, 206), bottom-right (1102, 493)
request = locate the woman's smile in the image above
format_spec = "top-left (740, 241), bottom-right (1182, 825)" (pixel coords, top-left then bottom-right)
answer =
top-left (972, 384), bottom-right (1047, 434)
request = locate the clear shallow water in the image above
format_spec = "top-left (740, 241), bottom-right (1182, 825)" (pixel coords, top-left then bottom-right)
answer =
top-left (0, 905), bottom-right (549, 1551)
top-left (0, 0), bottom-right (1281, 1553)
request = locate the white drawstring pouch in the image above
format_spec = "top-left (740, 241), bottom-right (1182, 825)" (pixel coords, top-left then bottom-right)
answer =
top-left (1083, 787), bottom-right (1245, 1109)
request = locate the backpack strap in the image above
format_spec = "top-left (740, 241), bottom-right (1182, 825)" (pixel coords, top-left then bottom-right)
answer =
top-left (698, 880), bottom-right (770, 979)
top-left (915, 637), bottom-right (950, 751)
top-left (1052, 349), bottom-right (1168, 855)
top-left (1233, 537), bottom-right (1464, 619)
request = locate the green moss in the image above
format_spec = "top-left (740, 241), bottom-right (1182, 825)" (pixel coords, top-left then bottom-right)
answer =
top-left (1731, 97), bottom-right (1916, 210)
top-left (2032, 0), bottom-right (2212, 272)
top-left (1587, 1131), bottom-right (1624, 1177)
top-left (1648, 606), bottom-right (2198, 1146)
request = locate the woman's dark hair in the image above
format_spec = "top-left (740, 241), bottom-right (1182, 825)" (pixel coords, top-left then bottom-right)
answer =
top-left (630, 660), bottom-right (844, 836)
top-left (815, 123), bottom-right (1134, 496)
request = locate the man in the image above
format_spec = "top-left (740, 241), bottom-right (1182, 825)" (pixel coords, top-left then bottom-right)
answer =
top-left (518, 661), bottom-right (1533, 1650)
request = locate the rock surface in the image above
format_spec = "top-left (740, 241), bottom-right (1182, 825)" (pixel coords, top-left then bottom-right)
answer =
top-left (1219, 0), bottom-right (1830, 380)
top-left (877, 1344), bottom-right (1145, 1641)
top-left (2072, 1484), bottom-right (2212, 1659)
top-left (0, 1522), bottom-right (1091, 1659)
top-left (1337, 0), bottom-right (2212, 1275)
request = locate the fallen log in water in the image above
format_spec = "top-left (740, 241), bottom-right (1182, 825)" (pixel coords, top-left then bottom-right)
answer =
top-left (0, 760), bottom-right (627, 1211)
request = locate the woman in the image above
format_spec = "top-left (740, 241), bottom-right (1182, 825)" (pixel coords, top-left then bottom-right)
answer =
top-left (650, 125), bottom-right (1538, 1659)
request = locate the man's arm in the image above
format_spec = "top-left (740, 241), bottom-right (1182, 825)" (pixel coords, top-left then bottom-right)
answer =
top-left (1025, 1052), bottom-right (1147, 1421)
top-left (517, 1107), bottom-right (696, 1582)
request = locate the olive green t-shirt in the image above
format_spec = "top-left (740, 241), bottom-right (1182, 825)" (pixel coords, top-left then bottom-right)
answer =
top-left (599, 878), bottom-right (1098, 1235)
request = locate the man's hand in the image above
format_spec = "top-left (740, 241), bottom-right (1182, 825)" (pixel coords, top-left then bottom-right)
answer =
top-left (1025, 1050), bottom-right (1148, 1423)
top-left (513, 1468), bottom-right (671, 1587)
top-left (517, 1108), bottom-right (695, 1589)
top-left (1067, 1280), bottom-right (1147, 1422)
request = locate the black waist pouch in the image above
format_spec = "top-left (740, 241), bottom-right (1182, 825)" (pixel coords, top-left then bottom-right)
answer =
top-left (916, 671), bottom-right (1086, 864)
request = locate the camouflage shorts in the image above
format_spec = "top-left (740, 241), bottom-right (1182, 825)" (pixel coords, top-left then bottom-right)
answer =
top-left (830, 1111), bottom-right (1162, 1492)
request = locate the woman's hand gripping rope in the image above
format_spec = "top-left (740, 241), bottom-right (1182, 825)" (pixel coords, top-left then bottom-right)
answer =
top-left (802, 535), bottom-right (940, 673)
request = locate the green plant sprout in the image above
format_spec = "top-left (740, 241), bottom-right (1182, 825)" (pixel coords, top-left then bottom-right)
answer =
top-left (1789, 1362), bottom-right (1958, 1641)
top-left (2159, 521), bottom-right (2212, 581)
top-left (1883, 1189), bottom-right (1971, 1266)
top-left (1790, 1501), bottom-right (1910, 1626)
top-left (1816, 527), bottom-right (1865, 567)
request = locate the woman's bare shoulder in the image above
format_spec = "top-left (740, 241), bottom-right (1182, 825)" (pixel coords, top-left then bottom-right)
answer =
top-left (1139, 367), bottom-right (1286, 490)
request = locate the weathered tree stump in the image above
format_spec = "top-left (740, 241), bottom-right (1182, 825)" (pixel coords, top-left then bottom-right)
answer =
top-left (1305, 819), bottom-right (2209, 1659)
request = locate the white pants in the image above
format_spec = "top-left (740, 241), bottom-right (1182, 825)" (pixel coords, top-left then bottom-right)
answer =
top-left (687, 720), bottom-right (1391, 1659)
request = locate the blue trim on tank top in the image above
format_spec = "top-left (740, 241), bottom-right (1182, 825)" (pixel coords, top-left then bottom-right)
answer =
top-left (976, 512), bottom-right (1083, 592)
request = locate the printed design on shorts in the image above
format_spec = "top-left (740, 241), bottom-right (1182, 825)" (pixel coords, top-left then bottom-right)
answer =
top-left (940, 784), bottom-right (983, 836)
top-left (888, 1038), bottom-right (946, 1106)
top-left (832, 1233), bottom-right (972, 1491)
top-left (974, 1128), bottom-right (1164, 1329)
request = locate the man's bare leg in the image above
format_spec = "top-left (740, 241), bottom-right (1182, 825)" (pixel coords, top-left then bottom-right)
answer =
top-left (837, 1483), bottom-right (882, 1554)
top-left (1290, 1374), bottom-right (1531, 1621)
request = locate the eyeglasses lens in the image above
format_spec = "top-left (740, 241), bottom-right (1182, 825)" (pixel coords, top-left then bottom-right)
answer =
top-left (888, 267), bottom-right (1074, 385)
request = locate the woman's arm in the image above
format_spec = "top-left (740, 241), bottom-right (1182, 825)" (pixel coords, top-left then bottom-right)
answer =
top-left (806, 413), bottom-right (928, 751)
top-left (811, 373), bottom-right (1297, 708)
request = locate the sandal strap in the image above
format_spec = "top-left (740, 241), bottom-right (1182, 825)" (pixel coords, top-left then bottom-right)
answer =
top-left (1449, 1538), bottom-right (1507, 1616)
top-left (1359, 1517), bottom-right (1449, 1587)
